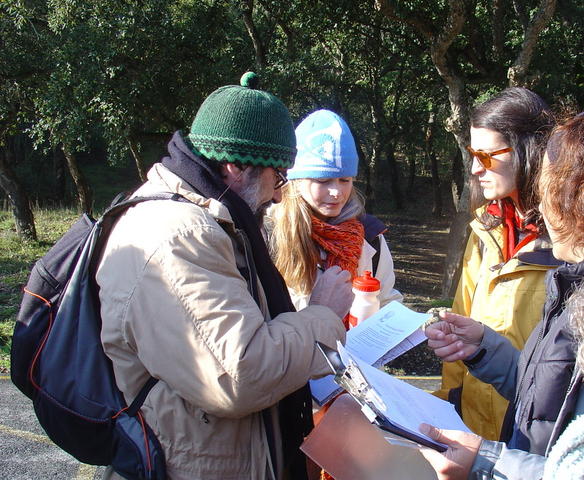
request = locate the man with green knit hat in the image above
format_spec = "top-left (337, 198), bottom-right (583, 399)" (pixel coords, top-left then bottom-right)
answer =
top-left (96, 72), bottom-right (352, 480)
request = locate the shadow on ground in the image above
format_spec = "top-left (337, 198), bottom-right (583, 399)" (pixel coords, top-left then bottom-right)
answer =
top-left (379, 211), bottom-right (452, 376)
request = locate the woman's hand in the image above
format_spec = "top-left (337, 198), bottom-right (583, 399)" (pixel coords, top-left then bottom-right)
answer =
top-left (419, 423), bottom-right (482, 480)
top-left (425, 311), bottom-right (485, 362)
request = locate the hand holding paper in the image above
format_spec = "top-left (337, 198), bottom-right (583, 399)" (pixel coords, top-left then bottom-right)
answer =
top-left (304, 340), bottom-right (474, 479)
top-left (336, 342), bottom-right (471, 451)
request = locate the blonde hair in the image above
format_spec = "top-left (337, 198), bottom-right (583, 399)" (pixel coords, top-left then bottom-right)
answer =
top-left (270, 181), bottom-right (320, 295)
top-left (269, 179), bottom-right (362, 294)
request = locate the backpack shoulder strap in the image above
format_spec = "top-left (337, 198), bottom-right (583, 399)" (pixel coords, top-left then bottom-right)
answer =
top-left (92, 192), bottom-right (189, 411)
top-left (369, 235), bottom-right (382, 277)
top-left (102, 192), bottom-right (186, 220)
top-left (358, 214), bottom-right (387, 277)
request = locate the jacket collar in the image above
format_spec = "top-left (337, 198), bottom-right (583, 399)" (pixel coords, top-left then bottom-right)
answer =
top-left (145, 162), bottom-right (234, 225)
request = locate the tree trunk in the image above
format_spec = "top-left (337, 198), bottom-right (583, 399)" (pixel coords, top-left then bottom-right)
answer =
top-left (369, 96), bottom-right (403, 211)
top-left (425, 110), bottom-right (442, 216)
top-left (62, 146), bottom-right (93, 215)
top-left (240, 0), bottom-right (267, 71)
top-left (441, 210), bottom-right (472, 297)
top-left (128, 137), bottom-right (147, 183)
top-left (508, 0), bottom-right (557, 86)
top-left (369, 137), bottom-right (383, 211)
top-left (407, 149), bottom-right (416, 194)
top-left (376, 0), bottom-right (472, 297)
top-left (451, 147), bottom-right (465, 205)
top-left (386, 147), bottom-right (403, 210)
top-left (352, 131), bottom-right (374, 211)
top-left (0, 146), bottom-right (37, 240)
top-left (427, 2), bottom-right (472, 298)
top-left (53, 146), bottom-right (67, 204)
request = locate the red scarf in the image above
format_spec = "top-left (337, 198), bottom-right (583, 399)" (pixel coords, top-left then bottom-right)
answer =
top-left (311, 216), bottom-right (364, 279)
top-left (486, 198), bottom-right (539, 262)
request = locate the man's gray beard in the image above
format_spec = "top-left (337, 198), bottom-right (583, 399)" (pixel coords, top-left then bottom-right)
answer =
top-left (238, 169), bottom-right (272, 225)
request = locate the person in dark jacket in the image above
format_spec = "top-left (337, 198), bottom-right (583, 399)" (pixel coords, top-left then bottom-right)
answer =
top-left (418, 112), bottom-right (584, 480)
top-left (543, 283), bottom-right (584, 480)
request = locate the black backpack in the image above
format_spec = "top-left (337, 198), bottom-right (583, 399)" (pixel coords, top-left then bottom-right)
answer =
top-left (10, 193), bottom-right (183, 480)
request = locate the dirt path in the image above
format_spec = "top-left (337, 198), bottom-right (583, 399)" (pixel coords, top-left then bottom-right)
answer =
top-left (380, 211), bottom-right (452, 376)
top-left (388, 216), bottom-right (451, 311)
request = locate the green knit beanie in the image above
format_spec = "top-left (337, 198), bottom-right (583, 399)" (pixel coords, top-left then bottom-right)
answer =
top-left (188, 72), bottom-right (296, 168)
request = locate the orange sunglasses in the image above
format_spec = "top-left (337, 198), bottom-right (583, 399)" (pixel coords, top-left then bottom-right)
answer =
top-left (465, 146), bottom-right (513, 169)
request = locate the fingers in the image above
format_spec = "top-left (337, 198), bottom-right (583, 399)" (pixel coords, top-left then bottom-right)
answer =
top-left (418, 424), bottom-right (457, 478)
top-left (419, 423), bottom-right (449, 445)
top-left (429, 339), bottom-right (468, 362)
top-left (439, 311), bottom-right (475, 331)
top-left (323, 265), bottom-right (351, 282)
top-left (418, 424), bottom-right (482, 479)
top-left (432, 341), bottom-right (480, 362)
top-left (419, 446), bottom-right (448, 474)
top-left (420, 424), bottom-right (482, 450)
top-left (437, 311), bottom-right (485, 349)
top-left (425, 321), bottom-right (452, 340)
top-left (426, 321), bottom-right (468, 361)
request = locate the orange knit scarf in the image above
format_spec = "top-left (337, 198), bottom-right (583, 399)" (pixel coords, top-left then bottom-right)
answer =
top-left (311, 216), bottom-right (364, 480)
top-left (311, 216), bottom-right (364, 280)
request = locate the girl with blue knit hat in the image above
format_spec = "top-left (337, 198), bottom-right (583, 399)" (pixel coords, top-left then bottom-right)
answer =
top-left (269, 109), bottom-right (402, 326)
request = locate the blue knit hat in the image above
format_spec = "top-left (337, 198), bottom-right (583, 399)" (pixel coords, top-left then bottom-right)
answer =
top-left (287, 109), bottom-right (359, 180)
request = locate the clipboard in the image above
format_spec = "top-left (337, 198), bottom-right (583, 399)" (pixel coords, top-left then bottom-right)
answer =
top-left (316, 342), bottom-right (447, 452)
top-left (310, 301), bottom-right (430, 406)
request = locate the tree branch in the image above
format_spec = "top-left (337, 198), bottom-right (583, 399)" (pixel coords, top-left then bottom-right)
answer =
top-left (240, 0), bottom-right (267, 70)
top-left (374, 0), bottom-right (436, 41)
top-left (508, 0), bottom-right (557, 86)
top-left (491, 0), bottom-right (505, 60)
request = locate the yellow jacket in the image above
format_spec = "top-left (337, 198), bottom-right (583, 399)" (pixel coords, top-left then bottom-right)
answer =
top-left (435, 214), bottom-right (557, 441)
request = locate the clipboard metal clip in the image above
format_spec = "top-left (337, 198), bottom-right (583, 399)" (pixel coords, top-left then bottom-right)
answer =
top-left (337, 358), bottom-right (386, 413)
top-left (315, 342), bottom-right (386, 413)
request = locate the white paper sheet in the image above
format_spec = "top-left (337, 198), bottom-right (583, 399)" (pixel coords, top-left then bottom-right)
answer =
top-left (346, 301), bottom-right (430, 366)
top-left (338, 342), bottom-right (471, 445)
top-left (310, 302), bottom-right (431, 405)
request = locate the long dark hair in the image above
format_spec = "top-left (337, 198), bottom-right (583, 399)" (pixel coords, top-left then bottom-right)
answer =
top-left (469, 87), bottom-right (554, 230)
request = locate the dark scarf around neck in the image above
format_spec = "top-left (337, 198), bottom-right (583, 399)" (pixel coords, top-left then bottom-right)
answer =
top-left (161, 131), bottom-right (312, 479)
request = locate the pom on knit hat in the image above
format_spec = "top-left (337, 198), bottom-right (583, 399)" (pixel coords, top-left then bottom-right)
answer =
top-left (188, 72), bottom-right (296, 168)
top-left (287, 109), bottom-right (359, 180)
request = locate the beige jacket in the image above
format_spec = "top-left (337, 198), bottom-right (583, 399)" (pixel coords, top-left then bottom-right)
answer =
top-left (96, 164), bottom-right (345, 480)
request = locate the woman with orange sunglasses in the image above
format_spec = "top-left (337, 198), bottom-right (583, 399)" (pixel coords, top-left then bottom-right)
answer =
top-left (434, 87), bottom-right (557, 442)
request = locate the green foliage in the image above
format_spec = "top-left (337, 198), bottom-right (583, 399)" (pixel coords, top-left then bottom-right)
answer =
top-left (2, 0), bottom-right (582, 212)
top-left (1, 0), bottom-right (581, 372)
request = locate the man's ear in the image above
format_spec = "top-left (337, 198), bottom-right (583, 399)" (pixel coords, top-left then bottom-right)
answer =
top-left (221, 162), bottom-right (244, 184)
